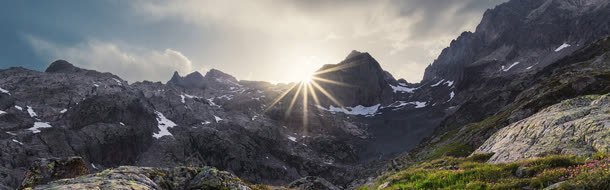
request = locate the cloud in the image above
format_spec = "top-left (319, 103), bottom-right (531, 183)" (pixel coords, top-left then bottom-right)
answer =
top-left (25, 35), bottom-right (194, 82)
top-left (131, 0), bottom-right (507, 82)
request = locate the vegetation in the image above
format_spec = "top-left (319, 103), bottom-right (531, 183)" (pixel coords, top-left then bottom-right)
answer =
top-left (359, 153), bottom-right (610, 190)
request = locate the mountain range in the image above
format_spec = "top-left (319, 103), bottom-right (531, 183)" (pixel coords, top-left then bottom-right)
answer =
top-left (1, 0), bottom-right (610, 189)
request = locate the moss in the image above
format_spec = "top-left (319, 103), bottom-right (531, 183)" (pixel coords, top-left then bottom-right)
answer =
top-left (365, 154), bottom-right (596, 190)
top-left (427, 143), bottom-right (475, 160)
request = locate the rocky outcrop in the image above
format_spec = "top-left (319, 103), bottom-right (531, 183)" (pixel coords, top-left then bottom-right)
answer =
top-left (20, 157), bottom-right (89, 189)
top-left (29, 166), bottom-right (253, 190)
top-left (474, 94), bottom-right (610, 163)
top-left (288, 176), bottom-right (340, 190)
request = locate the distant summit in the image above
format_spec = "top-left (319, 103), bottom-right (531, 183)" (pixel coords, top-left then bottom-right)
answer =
top-left (167, 69), bottom-right (240, 90)
top-left (45, 60), bottom-right (82, 73)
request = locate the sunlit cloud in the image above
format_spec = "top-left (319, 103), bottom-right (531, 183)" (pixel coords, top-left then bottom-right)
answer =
top-left (131, 0), bottom-right (507, 83)
top-left (24, 35), bottom-right (195, 82)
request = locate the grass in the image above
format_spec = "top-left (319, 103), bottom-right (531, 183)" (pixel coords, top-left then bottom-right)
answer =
top-left (359, 153), bottom-right (610, 190)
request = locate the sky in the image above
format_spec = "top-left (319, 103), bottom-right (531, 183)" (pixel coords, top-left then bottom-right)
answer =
top-left (0, 0), bottom-right (508, 83)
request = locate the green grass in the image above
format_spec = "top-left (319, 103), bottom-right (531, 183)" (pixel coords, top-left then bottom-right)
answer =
top-left (360, 154), bottom-right (610, 190)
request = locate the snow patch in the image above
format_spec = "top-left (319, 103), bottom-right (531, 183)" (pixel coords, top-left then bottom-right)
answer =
top-left (153, 111), bottom-right (177, 139)
top-left (319, 104), bottom-right (381, 116)
top-left (12, 139), bottom-right (23, 145)
top-left (386, 101), bottom-right (427, 109)
top-left (180, 95), bottom-right (186, 103)
top-left (184, 94), bottom-right (199, 99)
top-left (431, 79), bottom-right (445, 87)
top-left (6, 131), bottom-right (17, 136)
top-left (217, 94), bottom-right (234, 100)
top-left (207, 98), bottom-right (221, 108)
top-left (444, 80), bottom-right (454, 87)
top-left (180, 94), bottom-right (201, 104)
top-left (93, 84), bottom-right (99, 87)
top-left (501, 62), bottom-right (520, 72)
top-left (202, 121), bottom-right (211, 125)
top-left (113, 78), bottom-right (122, 85)
top-left (60, 109), bottom-right (68, 114)
top-left (389, 84), bottom-right (417, 93)
top-left (27, 106), bottom-right (37, 118)
top-left (119, 122), bottom-right (125, 126)
top-left (448, 91), bottom-right (455, 102)
top-left (29, 122), bottom-right (52, 133)
top-left (287, 135), bottom-right (297, 142)
top-left (214, 115), bottom-right (223, 123)
top-left (0, 87), bottom-right (10, 95)
top-left (0, 110), bottom-right (6, 115)
top-left (554, 43), bottom-right (571, 52)
top-left (91, 163), bottom-right (98, 169)
top-left (14, 105), bottom-right (22, 111)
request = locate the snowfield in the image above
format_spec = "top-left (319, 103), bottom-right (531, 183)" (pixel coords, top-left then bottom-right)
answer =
top-left (153, 111), bottom-right (177, 139)
top-left (320, 104), bottom-right (381, 116)
top-left (389, 83), bottom-right (417, 93)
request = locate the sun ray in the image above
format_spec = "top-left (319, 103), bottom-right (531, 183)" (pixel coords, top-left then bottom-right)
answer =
top-left (311, 76), bottom-right (355, 87)
top-left (285, 82), bottom-right (304, 117)
top-left (310, 80), bottom-right (344, 109)
top-left (301, 82), bottom-right (309, 127)
top-left (307, 83), bottom-right (321, 107)
top-left (264, 82), bottom-right (299, 113)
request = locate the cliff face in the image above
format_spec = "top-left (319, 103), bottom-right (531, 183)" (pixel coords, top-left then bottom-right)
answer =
top-left (312, 50), bottom-right (396, 107)
top-left (423, 0), bottom-right (610, 84)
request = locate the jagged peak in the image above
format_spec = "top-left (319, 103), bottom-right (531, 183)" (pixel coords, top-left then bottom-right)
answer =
top-left (184, 71), bottom-right (204, 80)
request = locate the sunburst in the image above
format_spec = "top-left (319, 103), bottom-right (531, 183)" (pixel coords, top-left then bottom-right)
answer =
top-left (265, 62), bottom-right (360, 128)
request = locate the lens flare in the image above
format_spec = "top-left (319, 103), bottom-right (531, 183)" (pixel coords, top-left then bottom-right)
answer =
top-left (265, 65), bottom-right (352, 128)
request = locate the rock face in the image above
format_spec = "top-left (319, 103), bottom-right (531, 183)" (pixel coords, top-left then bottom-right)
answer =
top-left (30, 166), bottom-right (252, 190)
top-left (312, 50), bottom-right (396, 107)
top-left (475, 94), bottom-right (610, 163)
top-left (423, 0), bottom-right (610, 83)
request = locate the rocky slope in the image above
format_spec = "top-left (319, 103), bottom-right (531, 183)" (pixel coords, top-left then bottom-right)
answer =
top-left (475, 93), bottom-right (610, 163)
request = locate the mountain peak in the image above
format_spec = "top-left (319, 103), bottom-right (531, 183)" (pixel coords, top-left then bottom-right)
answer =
top-left (311, 51), bottom-right (394, 107)
top-left (205, 69), bottom-right (237, 82)
top-left (45, 60), bottom-right (81, 73)
top-left (345, 50), bottom-right (365, 60)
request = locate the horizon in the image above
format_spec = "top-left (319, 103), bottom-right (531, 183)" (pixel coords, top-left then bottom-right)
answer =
top-left (0, 0), bottom-right (508, 84)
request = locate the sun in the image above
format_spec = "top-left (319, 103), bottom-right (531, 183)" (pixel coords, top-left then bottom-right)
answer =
top-left (265, 62), bottom-right (359, 129)
top-left (301, 74), bottom-right (313, 84)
